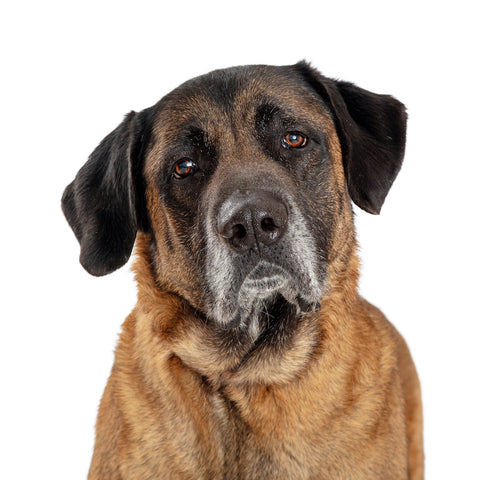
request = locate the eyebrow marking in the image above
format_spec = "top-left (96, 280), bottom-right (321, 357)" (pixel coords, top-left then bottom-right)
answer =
top-left (255, 102), bottom-right (280, 129)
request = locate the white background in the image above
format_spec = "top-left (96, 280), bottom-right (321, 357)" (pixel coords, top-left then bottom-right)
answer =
top-left (1, 1), bottom-right (479, 478)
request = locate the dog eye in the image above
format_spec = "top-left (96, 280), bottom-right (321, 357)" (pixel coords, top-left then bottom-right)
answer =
top-left (173, 159), bottom-right (198, 179)
top-left (282, 132), bottom-right (307, 149)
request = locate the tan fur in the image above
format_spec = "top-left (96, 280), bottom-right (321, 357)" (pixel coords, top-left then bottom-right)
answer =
top-left (87, 70), bottom-right (423, 479)
top-left (89, 233), bottom-right (423, 479)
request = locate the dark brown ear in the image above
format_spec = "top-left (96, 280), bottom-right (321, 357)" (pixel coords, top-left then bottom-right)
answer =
top-left (295, 61), bottom-right (407, 214)
top-left (61, 109), bottom-right (152, 276)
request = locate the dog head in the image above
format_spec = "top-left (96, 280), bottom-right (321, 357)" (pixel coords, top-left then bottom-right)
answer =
top-left (63, 62), bottom-right (406, 343)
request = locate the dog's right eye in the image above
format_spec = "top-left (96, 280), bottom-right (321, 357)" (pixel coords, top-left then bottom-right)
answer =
top-left (282, 132), bottom-right (308, 149)
top-left (173, 159), bottom-right (198, 179)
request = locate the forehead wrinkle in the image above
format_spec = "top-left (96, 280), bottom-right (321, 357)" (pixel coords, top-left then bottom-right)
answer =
top-left (222, 75), bottom-right (334, 136)
top-left (152, 93), bottom-right (231, 146)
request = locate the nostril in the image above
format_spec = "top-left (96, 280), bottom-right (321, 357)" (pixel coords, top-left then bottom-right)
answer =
top-left (232, 224), bottom-right (247, 240)
top-left (260, 217), bottom-right (277, 233)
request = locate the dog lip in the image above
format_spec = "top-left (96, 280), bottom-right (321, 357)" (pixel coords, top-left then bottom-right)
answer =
top-left (242, 262), bottom-right (289, 293)
top-left (242, 275), bottom-right (287, 292)
top-left (245, 261), bottom-right (286, 280)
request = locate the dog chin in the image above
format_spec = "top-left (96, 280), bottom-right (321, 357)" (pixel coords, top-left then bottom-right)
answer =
top-left (224, 262), bottom-right (320, 338)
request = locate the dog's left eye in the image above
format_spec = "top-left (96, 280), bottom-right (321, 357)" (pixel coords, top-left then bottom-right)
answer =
top-left (173, 159), bottom-right (198, 179)
top-left (282, 132), bottom-right (307, 149)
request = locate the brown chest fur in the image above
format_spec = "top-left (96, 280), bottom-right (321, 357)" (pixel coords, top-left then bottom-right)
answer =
top-left (88, 237), bottom-right (423, 480)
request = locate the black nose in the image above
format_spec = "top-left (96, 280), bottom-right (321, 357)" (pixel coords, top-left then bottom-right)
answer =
top-left (217, 190), bottom-right (288, 252)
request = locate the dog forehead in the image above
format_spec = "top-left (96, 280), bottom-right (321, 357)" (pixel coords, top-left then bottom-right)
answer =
top-left (150, 64), bottom-right (332, 137)
top-left (172, 64), bottom-right (312, 104)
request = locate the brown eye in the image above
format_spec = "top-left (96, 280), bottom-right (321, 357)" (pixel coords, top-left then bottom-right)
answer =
top-left (282, 132), bottom-right (307, 149)
top-left (173, 159), bottom-right (197, 179)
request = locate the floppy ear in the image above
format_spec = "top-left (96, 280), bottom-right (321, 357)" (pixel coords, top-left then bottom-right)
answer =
top-left (62, 109), bottom-right (152, 276)
top-left (295, 62), bottom-right (407, 214)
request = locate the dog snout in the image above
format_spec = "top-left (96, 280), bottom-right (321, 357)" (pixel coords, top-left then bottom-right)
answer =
top-left (216, 190), bottom-right (288, 252)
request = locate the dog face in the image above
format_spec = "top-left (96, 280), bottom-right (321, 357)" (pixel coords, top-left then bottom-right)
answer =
top-left (145, 65), bottom-right (344, 338)
top-left (62, 62), bottom-right (406, 346)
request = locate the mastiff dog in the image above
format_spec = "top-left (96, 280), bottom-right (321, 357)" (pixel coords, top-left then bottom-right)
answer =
top-left (62, 62), bottom-right (424, 479)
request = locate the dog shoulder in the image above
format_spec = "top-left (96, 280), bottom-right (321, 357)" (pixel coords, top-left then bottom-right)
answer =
top-left (352, 297), bottom-right (415, 384)
top-left (355, 297), bottom-right (424, 478)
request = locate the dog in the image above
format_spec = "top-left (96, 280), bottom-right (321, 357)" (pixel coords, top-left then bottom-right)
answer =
top-left (62, 62), bottom-right (424, 479)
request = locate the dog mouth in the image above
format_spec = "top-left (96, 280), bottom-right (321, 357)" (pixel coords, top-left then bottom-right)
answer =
top-left (241, 262), bottom-right (289, 297)
top-left (230, 261), bottom-right (319, 335)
